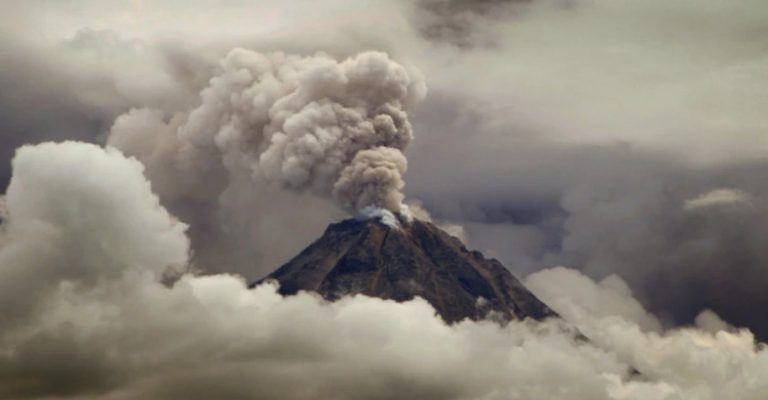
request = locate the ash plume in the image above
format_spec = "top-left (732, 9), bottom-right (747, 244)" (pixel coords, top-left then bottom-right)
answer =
top-left (110, 49), bottom-right (425, 215)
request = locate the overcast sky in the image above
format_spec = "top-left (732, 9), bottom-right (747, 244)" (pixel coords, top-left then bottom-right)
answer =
top-left (3, 1), bottom-right (768, 398)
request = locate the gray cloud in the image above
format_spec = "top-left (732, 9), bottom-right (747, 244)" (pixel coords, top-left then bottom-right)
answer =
top-left (0, 28), bottom-right (207, 193)
top-left (416, 0), bottom-right (531, 47)
top-left (409, 95), bottom-right (768, 337)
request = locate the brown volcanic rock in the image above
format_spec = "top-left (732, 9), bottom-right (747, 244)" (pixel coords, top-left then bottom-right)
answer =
top-left (252, 216), bottom-right (556, 323)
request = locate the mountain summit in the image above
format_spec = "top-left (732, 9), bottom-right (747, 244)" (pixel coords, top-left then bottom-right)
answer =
top-left (253, 215), bottom-right (556, 323)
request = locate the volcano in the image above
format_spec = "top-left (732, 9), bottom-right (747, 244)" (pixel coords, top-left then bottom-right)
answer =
top-left (252, 214), bottom-right (556, 323)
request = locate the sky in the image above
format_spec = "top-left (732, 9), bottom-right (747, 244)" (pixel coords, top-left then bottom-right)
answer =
top-left (2, 0), bottom-right (768, 398)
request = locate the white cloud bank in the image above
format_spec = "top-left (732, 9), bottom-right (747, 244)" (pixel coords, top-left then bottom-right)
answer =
top-left (0, 141), bottom-right (767, 400)
top-left (684, 188), bottom-right (753, 212)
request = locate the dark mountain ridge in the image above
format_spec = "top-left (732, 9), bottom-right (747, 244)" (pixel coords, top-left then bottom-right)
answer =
top-left (253, 215), bottom-right (556, 323)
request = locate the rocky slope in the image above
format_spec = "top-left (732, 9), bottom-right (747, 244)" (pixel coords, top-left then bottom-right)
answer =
top-left (252, 215), bottom-right (556, 323)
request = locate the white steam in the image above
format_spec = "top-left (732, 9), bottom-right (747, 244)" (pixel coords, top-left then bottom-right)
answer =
top-left (109, 49), bottom-right (425, 214)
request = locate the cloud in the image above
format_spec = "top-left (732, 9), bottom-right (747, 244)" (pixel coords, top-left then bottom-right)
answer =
top-left (400, 0), bottom-right (768, 340)
top-left (684, 188), bottom-right (752, 211)
top-left (0, 27), bottom-right (207, 195)
top-left (0, 141), bottom-right (188, 327)
top-left (3, 141), bottom-right (768, 399)
top-left (526, 267), bottom-right (662, 332)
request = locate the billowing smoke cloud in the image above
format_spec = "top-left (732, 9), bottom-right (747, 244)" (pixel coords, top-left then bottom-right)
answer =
top-left (109, 49), bottom-right (424, 215)
top-left (3, 141), bottom-right (768, 399)
top-left (103, 48), bottom-right (425, 278)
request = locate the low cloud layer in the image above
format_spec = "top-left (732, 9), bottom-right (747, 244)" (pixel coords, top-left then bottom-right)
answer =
top-left (1, 141), bottom-right (768, 400)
